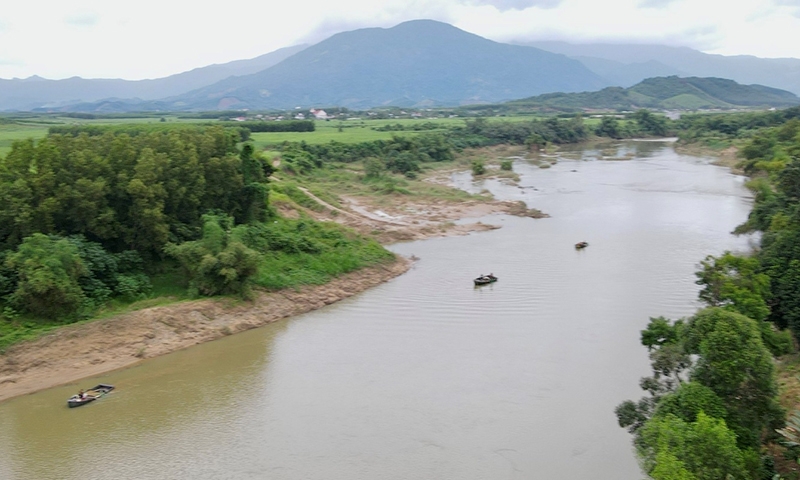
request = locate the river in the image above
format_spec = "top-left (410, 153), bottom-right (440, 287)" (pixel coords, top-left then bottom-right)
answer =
top-left (0, 140), bottom-right (755, 480)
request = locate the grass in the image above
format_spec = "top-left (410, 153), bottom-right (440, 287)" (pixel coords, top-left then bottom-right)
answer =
top-left (250, 116), bottom-right (543, 147)
top-left (281, 159), bottom-right (480, 204)
top-left (0, 124), bottom-right (49, 157)
top-left (0, 114), bottom-right (548, 157)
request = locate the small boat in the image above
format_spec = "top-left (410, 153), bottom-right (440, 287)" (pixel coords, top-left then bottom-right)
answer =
top-left (575, 241), bottom-right (589, 249)
top-left (474, 274), bottom-right (498, 286)
top-left (67, 384), bottom-right (114, 408)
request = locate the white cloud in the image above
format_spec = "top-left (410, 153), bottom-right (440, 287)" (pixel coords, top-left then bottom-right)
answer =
top-left (65, 12), bottom-right (99, 27)
top-left (459, 0), bottom-right (562, 11)
top-left (638, 0), bottom-right (680, 8)
top-left (0, 0), bottom-right (798, 80)
top-left (774, 0), bottom-right (800, 16)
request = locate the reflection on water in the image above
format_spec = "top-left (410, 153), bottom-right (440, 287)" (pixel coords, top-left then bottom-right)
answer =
top-left (0, 141), bottom-right (754, 480)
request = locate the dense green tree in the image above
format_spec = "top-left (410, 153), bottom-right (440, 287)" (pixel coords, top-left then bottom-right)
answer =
top-left (5, 234), bottom-right (87, 319)
top-left (637, 413), bottom-right (748, 480)
top-left (684, 308), bottom-right (784, 448)
top-left (595, 116), bottom-right (622, 139)
top-left (165, 214), bottom-right (259, 297)
top-left (633, 110), bottom-right (669, 136)
top-left (654, 382), bottom-right (727, 424)
top-left (0, 127), bottom-right (269, 257)
top-left (695, 252), bottom-right (771, 322)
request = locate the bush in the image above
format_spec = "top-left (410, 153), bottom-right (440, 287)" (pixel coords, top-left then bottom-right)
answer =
top-left (165, 214), bottom-right (259, 297)
top-left (472, 159), bottom-right (486, 176)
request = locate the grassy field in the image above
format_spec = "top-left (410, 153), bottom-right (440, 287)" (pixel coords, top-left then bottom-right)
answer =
top-left (249, 115), bottom-right (543, 147)
top-left (0, 114), bottom-right (550, 157)
top-left (0, 124), bottom-right (50, 157)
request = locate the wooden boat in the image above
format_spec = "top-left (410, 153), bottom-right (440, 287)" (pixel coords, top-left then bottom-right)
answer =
top-left (67, 384), bottom-right (114, 408)
top-left (474, 274), bottom-right (497, 286)
top-left (575, 241), bottom-right (589, 249)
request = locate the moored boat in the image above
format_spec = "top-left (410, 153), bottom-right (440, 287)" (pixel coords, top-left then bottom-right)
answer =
top-left (67, 384), bottom-right (114, 408)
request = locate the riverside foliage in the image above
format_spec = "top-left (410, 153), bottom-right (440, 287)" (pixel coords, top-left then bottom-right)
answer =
top-left (0, 126), bottom-right (393, 348)
top-left (617, 108), bottom-right (800, 480)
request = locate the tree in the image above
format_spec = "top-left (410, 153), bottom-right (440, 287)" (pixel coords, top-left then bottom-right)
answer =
top-left (165, 214), bottom-right (259, 297)
top-left (637, 413), bottom-right (748, 480)
top-left (695, 252), bottom-right (771, 322)
top-left (684, 307), bottom-right (784, 448)
top-left (363, 157), bottom-right (386, 179)
top-left (634, 109), bottom-right (669, 136)
top-left (654, 382), bottom-right (727, 424)
top-left (5, 234), bottom-right (87, 319)
top-left (616, 317), bottom-right (691, 433)
top-left (471, 159), bottom-right (486, 176)
top-left (595, 116), bottom-right (622, 139)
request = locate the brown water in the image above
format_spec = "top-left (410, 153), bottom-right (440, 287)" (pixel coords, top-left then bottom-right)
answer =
top-left (0, 141), bottom-right (755, 480)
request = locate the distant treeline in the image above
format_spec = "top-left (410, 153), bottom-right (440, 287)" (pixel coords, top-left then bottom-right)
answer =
top-left (48, 123), bottom-right (223, 137)
top-left (220, 120), bottom-right (315, 133)
top-left (272, 113), bottom-right (672, 178)
top-left (678, 106), bottom-right (800, 140)
top-left (372, 122), bottom-right (443, 132)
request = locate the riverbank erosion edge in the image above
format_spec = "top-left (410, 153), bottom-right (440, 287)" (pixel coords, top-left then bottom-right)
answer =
top-left (0, 256), bottom-right (411, 403)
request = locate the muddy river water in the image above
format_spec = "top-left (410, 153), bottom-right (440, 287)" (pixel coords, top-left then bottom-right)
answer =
top-left (0, 140), bottom-right (755, 480)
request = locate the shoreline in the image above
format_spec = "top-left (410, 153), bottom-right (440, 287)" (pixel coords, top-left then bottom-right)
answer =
top-left (0, 145), bottom-right (559, 403)
top-left (0, 256), bottom-right (411, 403)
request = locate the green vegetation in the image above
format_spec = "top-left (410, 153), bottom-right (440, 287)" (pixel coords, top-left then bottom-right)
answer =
top-left (615, 106), bottom-right (800, 479)
top-left (0, 124), bottom-right (395, 350)
top-left (509, 77), bottom-right (799, 113)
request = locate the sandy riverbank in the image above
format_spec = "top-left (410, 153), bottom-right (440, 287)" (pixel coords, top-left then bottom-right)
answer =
top-left (0, 258), bottom-right (410, 402)
top-left (0, 155), bottom-right (546, 403)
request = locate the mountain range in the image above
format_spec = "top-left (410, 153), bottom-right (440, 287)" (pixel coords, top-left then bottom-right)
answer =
top-left (522, 42), bottom-right (800, 96)
top-left (509, 76), bottom-right (800, 111)
top-left (1, 20), bottom-right (799, 112)
top-left (0, 45), bottom-right (306, 111)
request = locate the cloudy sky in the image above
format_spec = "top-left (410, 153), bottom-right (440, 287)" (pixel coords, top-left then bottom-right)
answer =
top-left (1, 0), bottom-right (798, 80)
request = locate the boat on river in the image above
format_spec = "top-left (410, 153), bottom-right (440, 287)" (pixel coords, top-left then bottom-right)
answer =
top-left (67, 384), bottom-right (114, 408)
top-left (575, 241), bottom-right (589, 249)
top-left (474, 274), bottom-right (497, 286)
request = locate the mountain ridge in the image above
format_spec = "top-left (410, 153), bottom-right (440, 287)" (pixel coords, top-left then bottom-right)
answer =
top-left (508, 76), bottom-right (800, 111)
top-left (522, 41), bottom-right (800, 95)
top-left (152, 19), bottom-right (608, 111)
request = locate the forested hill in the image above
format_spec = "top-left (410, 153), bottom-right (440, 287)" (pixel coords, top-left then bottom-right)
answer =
top-left (508, 76), bottom-right (800, 111)
top-left (85, 20), bottom-right (609, 111)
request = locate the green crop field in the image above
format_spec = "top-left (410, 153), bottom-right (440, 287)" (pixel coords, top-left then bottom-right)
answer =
top-left (0, 114), bottom-right (548, 157)
top-left (0, 124), bottom-right (50, 157)
top-left (249, 115), bottom-right (541, 147)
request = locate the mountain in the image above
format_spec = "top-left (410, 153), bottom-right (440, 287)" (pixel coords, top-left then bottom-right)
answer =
top-left (140, 20), bottom-right (609, 111)
top-left (508, 76), bottom-right (800, 111)
top-left (522, 42), bottom-right (800, 96)
top-left (0, 45), bottom-right (307, 111)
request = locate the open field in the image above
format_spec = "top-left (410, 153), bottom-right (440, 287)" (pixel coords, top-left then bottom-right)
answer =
top-left (249, 115), bottom-right (546, 147)
top-left (0, 124), bottom-right (49, 157)
top-left (0, 113), bottom-right (560, 156)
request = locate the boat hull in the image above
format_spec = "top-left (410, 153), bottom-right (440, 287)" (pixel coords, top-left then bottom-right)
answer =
top-left (67, 384), bottom-right (114, 408)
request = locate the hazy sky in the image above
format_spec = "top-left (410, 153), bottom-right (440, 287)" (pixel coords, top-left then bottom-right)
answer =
top-left (1, 0), bottom-right (798, 80)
